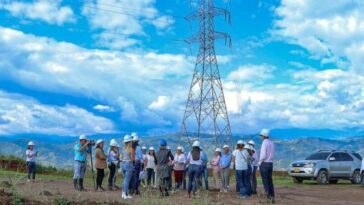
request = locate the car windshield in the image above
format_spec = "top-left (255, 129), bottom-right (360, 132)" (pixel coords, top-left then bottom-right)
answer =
top-left (305, 152), bottom-right (330, 160)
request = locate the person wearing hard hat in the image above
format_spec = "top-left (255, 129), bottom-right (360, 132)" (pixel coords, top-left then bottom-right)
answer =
top-left (244, 144), bottom-right (254, 196)
top-left (166, 146), bottom-right (174, 190)
top-left (146, 147), bottom-right (157, 188)
top-left (186, 140), bottom-right (204, 198)
top-left (210, 148), bottom-right (222, 190)
top-left (121, 134), bottom-right (135, 199)
top-left (25, 141), bottom-right (38, 182)
top-left (95, 139), bottom-right (107, 191)
top-left (219, 144), bottom-right (232, 192)
top-left (107, 139), bottom-right (120, 190)
top-left (248, 140), bottom-right (258, 195)
top-left (140, 146), bottom-right (148, 188)
top-left (130, 132), bottom-right (143, 195)
top-left (258, 129), bottom-right (275, 204)
top-left (173, 146), bottom-right (186, 190)
top-left (155, 139), bottom-right (174, 197)
top-left (232, 140), bottom-right (249, 199)
top-left (73, 135), bottom-right (91, 191)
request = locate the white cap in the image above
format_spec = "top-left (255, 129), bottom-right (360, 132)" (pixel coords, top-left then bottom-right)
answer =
top-left (131, 132), bottom-right (139, 141)
top-left (215, 148), bottom-right (222, 152)
top-left (260, 129), bottom-right (270, 137)
top-left (149, 146), bottom-right (155, 151)
top-left (248, 140), bottom-right (255, 146)
top-left (79, 135), bottom-right (87, 140)
top-left (110, 139), bottom-right (120, 147)
top-left (177, 146), bottom-right (183, 150)
top-left (223, 144), bottom-right (229, 149)
top-left (123, 135), bottom-right (133, 143)
top-left (142, 146), bottom-right (147, 150)
top-left (237, 140), bottom-right (245, 145)
top-left (96, 139), bottom-right (103, 146)
top-left (28, 141), bottom-right (35, 146)
top-left (192, 141), bottom-right (200, 147)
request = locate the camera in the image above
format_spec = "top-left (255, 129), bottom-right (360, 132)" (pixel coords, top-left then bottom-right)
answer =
top-left (87, 140), bottom-right (96, 147)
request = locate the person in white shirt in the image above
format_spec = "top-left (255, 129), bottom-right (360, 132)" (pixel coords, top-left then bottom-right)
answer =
top-left (259, 129), bottom-right (275, 204)
top-left (232, 140), bottom-right (249, 199)
top-left (186, 141), bottom-right (204, 198)
top-left (25, 141), bottom-right (37, 182)
top-left (173, 146), bottom-right (186, 190)
top-left (146, 147), bottom-right (157, 187)
top-left (248, 140), bottom-right (259, 195)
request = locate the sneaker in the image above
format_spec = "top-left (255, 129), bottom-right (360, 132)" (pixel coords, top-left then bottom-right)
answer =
top-left (27, 179), bottom-right (31, 182)
top-left (126, 195), bottom-right (133, 199)
top-left (224, 189), bottom-right (228, 193)
top-left (239, 195), bottom-right (247, 199)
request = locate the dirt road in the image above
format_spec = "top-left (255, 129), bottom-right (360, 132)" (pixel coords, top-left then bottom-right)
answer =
top-left (1, 178), bottom-right (364, 205)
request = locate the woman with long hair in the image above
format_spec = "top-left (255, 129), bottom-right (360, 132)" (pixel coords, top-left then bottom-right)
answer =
top-left (121, 135), bottom-right (135, 199)
top-left (210, 148), bottom-right (222, 190)
top-left (108, 139), bottom-right (120, 190)
top-left (173, 146), bottom-right (186, 190)
top-left (186, 141), bottom-right (203, 198)
top-left (25, 141), bottom-right (37, 182)
top-left (146, 146), bottom-right (157, 188)
top-left (95, 139), bottom-right (107, 191)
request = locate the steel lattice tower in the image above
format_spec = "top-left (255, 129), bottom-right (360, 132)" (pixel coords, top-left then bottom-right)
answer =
top-left (181, 0), bottom-right (233, 148)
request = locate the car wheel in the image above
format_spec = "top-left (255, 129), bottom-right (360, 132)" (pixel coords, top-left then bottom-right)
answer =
top-left (293, 177), bottom-right (303, 184)
top-left (351, 170), bottom-right (361, 184)
top-left (316, 170), bottom-right (328, 185)
top-left (329, 179), bottom-right (338, 184)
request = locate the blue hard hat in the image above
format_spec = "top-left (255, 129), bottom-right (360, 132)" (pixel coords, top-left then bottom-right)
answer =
top-left (160, 139), bottom-right (167, 146)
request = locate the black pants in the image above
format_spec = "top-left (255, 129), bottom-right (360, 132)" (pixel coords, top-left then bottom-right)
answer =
top-left (147, 168), bottom-right (155, 185)
top-left (260, 162), bottom-right (274, 198)
top-left (26, 162), bottom-right (36, 180)
top-left (96, 168), bottom-right (105, 188)
top-left (108, 164), bottom-right (116, 187)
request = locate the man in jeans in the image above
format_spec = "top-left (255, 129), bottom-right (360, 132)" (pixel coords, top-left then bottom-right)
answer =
top-left (259, 129), bottom-right (275, 204)
top-left (219, 144), bottom-right (232, 192)
top-left (73, 135), bottom-right (90, 191)
top-left (248, 140), bottom-right (258, 195)
top-left (232, 140), bottom-right (249, 199)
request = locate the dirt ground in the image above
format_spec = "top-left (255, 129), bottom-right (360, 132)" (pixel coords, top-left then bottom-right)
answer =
top-left (1, 178), bottom-right (364, 205)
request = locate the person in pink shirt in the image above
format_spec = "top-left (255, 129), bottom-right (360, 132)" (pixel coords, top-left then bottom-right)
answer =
top-left (210, 148), bottom-right (222, 190)
top-left (259, 129), bottom-right (275, 204)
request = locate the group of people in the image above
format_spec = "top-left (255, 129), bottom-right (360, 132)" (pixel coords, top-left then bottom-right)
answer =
top-left (25, 128), bottom-right (275, 203)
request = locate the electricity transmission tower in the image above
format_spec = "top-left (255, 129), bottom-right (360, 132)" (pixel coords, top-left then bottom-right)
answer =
top-left (181, 0), bottom-right (233, 148)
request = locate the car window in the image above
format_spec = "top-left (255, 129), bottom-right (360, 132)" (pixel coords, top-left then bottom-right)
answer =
top-left (329, 153), bottom-right (341, 161)
top-left (339, 153), bottom-right (353, 161)
top-left (305, 152), bottom-right (330, 160)
top-left (352, 153), bottom-right (362, 160)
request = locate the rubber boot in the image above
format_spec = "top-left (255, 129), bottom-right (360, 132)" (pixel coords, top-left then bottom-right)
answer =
top-left (73, 179), bottom-right (79, 190)
top-left (79, 178), bottom-right (86, 191)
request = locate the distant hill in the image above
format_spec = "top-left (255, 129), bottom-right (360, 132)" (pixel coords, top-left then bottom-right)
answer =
top-left (1, 132), bottom-right (363, 170)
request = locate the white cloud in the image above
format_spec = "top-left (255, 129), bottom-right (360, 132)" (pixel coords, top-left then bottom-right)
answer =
top-left (148, 96), bottom-right (168, 110)
top-left (82, 0), bottom-right (174, 49)
top-left (0, 0), bottom-right (75, 25)
top-left (227, 64), bottom-right (275, 82)
top-left (274, 0), bottom-right (364, 72)
top-left (0, 90), bottom-right (114, 135)
top-left (93, 104), bottom-right (114, 112)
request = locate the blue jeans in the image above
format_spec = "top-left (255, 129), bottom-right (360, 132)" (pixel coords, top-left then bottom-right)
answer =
top-left (260, 162), bottom-right (274, 198)
top-left (133, 162), bottom-right (142, 192)
top-left (246, 165), bottom-right (252, 196)
top-left (26, 161), bottom-right (36, 179)
top-left (201, 165), bottom-right (209, 190)
top-left (122, 162), bottom-right (134, 195)
top-left (73, 160), bottom-right (86, 179)
top-left (235, 170), bottom-right (248, 197)
top-left (251, 166), bottom-right (258, 193)
top-left (188, 164), bottom-right (202, 194)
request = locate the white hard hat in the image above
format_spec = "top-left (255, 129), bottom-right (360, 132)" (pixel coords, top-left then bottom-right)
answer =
top-left (248, 140), bottom-right (255, 146)
top-left (96, 139), bottom-right (103, 146)
top-left (215, 148), bottom-right (222, 152)
top-left (142, 146), bottom-right (147, 150)
top-left (245, 144), bottom-right (253, 150)
top-left (166, 146), bottom-right (171, 150)
top-left (123, 134), bottom-right (133, 143)
top-left (237, 140), bottom-right (245, 145)
top-left (177, 146), bottom-right (183, 150)
top-left (28, 141), bottom-right (35, 146)
top-left (223, 144), bottom-right (229, 149)
top-left (181, 147), bottom-right (185, 153)
top-left (131, 132), bottom-right (139, 141)
top-left (149, 146), bottom-right (155, 151)
top-left (79, 135), bottom-right (87, 140)
top-left (260, 129), bottom-right (270, 137)
top-left (192, 141), bottom-right (200, 147)
top-left (110, 139), bottom-right (120, 147)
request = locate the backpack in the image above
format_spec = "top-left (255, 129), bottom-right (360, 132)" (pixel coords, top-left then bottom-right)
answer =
top-left (191, 148), bottom-right (200, 161)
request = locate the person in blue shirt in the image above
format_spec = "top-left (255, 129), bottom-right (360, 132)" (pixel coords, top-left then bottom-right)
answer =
top-left (220, 144), bottom-right (232, 192)
top-left (131, 132), bottom-right (143, 195)
top-left (73, 135), bottom-right (90, 191)
top-left (200, 148), bottom-right (209, 190)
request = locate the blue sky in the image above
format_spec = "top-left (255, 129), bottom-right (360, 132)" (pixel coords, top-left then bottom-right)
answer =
top-left (1, 0), bottom-right (364, 137)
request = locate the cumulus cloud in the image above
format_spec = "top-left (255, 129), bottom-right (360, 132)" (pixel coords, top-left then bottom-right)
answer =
top-left (0, 90), bottom-right (115, 135)
top-left (274, 0), bottom-right (364, 72)
top-left (0, 0), bottom-right (75, 25)
top-left (82, 0), bottom-right (174, 49)
top-left (149, 96), bottom-right (168, 110)
top-left (227, 64), bottom-right (275, 82)
top-left (93, 104), bottom-right (114, 112)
